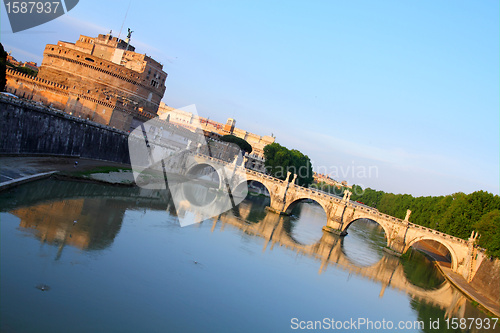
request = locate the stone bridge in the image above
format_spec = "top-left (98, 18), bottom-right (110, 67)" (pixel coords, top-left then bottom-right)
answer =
top-left (179, 153), bottom-right (483, 282)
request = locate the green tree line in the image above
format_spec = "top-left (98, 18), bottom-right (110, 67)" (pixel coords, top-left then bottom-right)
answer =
top-left (348, 186), bottom-right (500, 258)
top-left (309, 182), bottom-right (499, 257)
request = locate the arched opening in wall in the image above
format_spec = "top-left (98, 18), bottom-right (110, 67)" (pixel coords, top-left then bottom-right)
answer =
top-left (401, 239), bottom-right (452, 290)
top-left (283, 198), bottom-right (327, 245)
top-left (236, 180), bottom-right (270, 199)
top-left (342, 218), bottom-right (387, 267)
top-left (232, 180), bottom-right (270, 223)
top-left (186, 163), bottom-right (220, 188)
top-left (406, 239), bottom-right (453, 267)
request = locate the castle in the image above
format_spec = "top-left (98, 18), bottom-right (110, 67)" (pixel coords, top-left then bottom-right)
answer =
top-left (5, 32), bottom-right (273, 172)
top-left (5, 32), bottom-right (167, 131)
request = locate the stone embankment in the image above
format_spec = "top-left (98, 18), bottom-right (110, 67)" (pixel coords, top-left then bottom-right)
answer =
top-left (415, 243), bottom-right (499, 317)
top-left (0, 97), bottom-right (130, 164)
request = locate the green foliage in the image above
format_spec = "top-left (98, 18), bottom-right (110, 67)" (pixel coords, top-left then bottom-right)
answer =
top-left (64, 166), bottom-right (132, 178)
top-left (14, 66), bottom-right (38, 77)
top-left (348, 185), bottom-right (500, 257)
top-left (310, 181), bottom-right (345, 196)
top-left (0, 43), bottom-right (7, 92)
top-left (401, 249), bottom-right (445, 290)
top-left (474, 210), bottom-right (500, 258)
top-left (220, 135), bottom-right (252, 154)
top-left (263, 142), bottom-right (313, 187)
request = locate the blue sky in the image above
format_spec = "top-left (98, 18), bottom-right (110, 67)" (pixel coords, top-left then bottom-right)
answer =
top-left (1, 0), bottom-right (498, 196)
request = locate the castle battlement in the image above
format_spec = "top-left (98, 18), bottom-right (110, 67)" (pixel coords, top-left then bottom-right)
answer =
top-left (7, 68), bottom-right (69, 91)
top-left (5, 32), bottom-right (168, 132)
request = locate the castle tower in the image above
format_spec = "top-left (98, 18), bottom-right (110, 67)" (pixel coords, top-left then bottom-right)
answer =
top-left (224, 118), bottom-right (236, 134)
top-left (36, 33), bottom-right (167, 131)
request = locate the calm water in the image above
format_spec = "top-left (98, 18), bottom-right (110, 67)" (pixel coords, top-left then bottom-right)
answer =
top-left (0, 179), bottom-right (497, 333)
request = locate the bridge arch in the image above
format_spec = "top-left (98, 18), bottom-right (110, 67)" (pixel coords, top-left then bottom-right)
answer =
top-left (238, 173), bottom-right (281, 207)
top-left (234, 179), bottom-right (271, 198)
top-left (343, 218), bottom-right (391, 248)
top-left (403, 237), bottom-right (458, 271)
top-left (185, 162), bottom-right (222, 188)
top-left (180, 181), bottom-right (218, 208)
top-left (283, 197), bottom-right (329, 217)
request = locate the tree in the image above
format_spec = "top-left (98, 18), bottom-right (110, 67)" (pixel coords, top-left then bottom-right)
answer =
top-left (345, 185), bottom-right (500, 256)
top-left (220, 135), bottom-right (252, 154)
top-left (474, 210), bottom-right (500, 258)
top-left (0, 43), bottom-right (7, 92)
top-left (263, 142), bottom-right (313, 187)
top-left (14, 66), bottom-right (38, 77)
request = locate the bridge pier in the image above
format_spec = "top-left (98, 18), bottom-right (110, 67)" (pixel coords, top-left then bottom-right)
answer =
top-left (264, 171), bottom-right (295, 215)
top-left (322, 224), bottom-right (347, 236)
top-left (387, 239), bottom-right (406, 255)
top-left (265, 189), bottom-right (291, 215)
top-left (323, 212), bottom-right (347, 236)
top-left (322, 193), bottom-right (355, 236)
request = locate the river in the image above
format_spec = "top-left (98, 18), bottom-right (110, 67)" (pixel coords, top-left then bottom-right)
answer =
top-left (0, 179), bottom-right (498, 333)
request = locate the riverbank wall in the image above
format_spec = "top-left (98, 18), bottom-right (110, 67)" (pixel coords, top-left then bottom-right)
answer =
top-left (415, 242), bottom-right (499, 316)
top-left (471, 257), bottom-right (500, 305)
top-left (0, 97), bottom-right (130, 164)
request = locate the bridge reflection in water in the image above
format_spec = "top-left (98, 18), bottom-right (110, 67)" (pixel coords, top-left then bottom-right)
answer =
top-left (0, 179), bottom-right (483, 323)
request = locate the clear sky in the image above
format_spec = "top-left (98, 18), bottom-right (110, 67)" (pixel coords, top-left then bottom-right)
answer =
top-left (1, 0), bottom-right (498, 197)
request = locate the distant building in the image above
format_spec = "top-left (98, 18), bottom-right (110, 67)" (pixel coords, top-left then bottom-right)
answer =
top-left (157, 103), bottom-right (273, 173)
top-left (20, 61), bottom-right (38, 72)
top-left (157, 102), bottom-right (274, 159)
top-left (5, 32), bottom-right (167, 131)
top-left (6, 52), bottom-right (20, 67)
top-left (313, 172), bottom-right (351, 189)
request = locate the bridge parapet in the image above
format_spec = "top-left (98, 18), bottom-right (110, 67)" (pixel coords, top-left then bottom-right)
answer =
top-left (406, 222), bottom-right (467, 245)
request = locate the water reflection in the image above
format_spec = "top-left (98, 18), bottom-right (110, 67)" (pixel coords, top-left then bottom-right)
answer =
top-left (215, 199), bottom-right (486, 322)
top-left (285, 202), bottom-right (326, 245)
top-left (0, 178), bottom-right (172, 256)
top-left (402, 250), bottom-right (446, 290)
top-left (11, 199), bottom-right (125, 255)
top-left (230, 194), bottom-right (269, 223)
top-left (0, 179), bottom-right (495, 333)
top-left (342, 219), bottom-right (387, 267)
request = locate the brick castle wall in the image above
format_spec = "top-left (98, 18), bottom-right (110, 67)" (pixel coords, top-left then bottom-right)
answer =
top-left (5, 68), bottom-right (155, 131)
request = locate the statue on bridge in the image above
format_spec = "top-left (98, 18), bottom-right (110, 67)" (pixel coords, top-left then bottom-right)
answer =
top-left (342, 190), bottom-right (352, 202)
